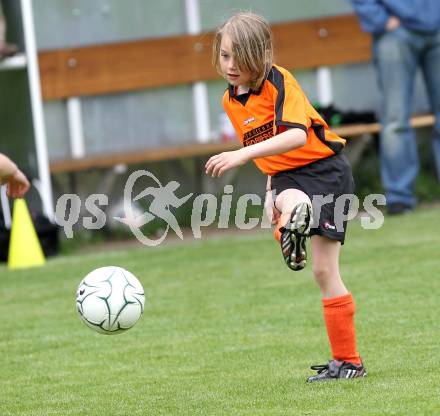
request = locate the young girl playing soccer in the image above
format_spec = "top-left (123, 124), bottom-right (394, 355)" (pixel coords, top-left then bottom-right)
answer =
top-left (205, 12), bottom-right (366, 382)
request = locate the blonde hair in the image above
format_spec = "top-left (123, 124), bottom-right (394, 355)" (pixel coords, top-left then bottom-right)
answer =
top-left (212, 12), bottom-right (273, 91)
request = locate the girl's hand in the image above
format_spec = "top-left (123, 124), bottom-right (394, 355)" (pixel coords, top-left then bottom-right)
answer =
top-left (1, 169), bottom-right (30, 198)
top-left (205, 149), bottom-right (249, 177)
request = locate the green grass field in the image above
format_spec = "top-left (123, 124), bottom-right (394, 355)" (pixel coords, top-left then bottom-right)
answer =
top-left (1, 208), bottom-right (439, 415)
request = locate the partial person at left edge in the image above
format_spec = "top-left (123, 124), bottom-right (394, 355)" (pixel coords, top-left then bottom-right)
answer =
top-left (0, 153), bottom-right (30, 198)
top-left (0, 1), bottom-right (18, 59)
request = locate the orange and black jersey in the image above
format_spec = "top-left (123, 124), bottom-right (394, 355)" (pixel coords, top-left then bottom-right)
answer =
top-left (222, 65), bottom-right (346, 175)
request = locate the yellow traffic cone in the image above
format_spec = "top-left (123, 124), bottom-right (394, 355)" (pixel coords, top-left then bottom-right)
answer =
top-left (8, 199), bottom-right (46, 269)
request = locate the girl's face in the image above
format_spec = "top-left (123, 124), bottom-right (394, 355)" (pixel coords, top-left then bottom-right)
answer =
top-left (219, 33), bottom-right (252, 89)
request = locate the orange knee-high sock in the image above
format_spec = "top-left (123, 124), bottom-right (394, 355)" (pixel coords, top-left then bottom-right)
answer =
top-left (322, 292), bottom-right (361, 365)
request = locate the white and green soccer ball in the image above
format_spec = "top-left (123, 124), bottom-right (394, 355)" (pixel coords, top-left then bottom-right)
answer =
top-left (76, 266), bottom-right (145, 334)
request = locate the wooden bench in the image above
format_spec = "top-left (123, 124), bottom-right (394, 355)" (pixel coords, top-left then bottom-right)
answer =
top-left (48, 114), bottom-right (435, 174)
top-left (38, 14), bottom-right (435, 174)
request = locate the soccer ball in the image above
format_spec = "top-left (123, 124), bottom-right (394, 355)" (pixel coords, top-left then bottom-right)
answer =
top-left (76, 266), bottom-right (145, 335)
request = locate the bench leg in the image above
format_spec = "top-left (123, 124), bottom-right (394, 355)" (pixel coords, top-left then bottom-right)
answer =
top-left (345, 133), bottom-right (374, 167)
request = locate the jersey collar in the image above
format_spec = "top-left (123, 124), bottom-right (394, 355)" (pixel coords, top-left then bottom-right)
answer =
top-left (228, 83), bottom-right (263, 99)
top-left (227, 67), bottom-right (273, 100)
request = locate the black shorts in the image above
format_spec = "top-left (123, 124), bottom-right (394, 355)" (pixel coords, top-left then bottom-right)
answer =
top-left (271, 153), bottom-right (355, 244)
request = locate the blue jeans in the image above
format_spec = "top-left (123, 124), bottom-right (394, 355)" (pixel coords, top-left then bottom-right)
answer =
top-left (373, 26), bottom-right (440, 207)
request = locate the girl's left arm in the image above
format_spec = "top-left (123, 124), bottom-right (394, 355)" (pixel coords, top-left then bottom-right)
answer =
top-left (205, 128), bottom-right (306, 177)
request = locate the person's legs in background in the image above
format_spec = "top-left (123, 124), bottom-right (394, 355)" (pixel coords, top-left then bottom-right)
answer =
top-left (373, 27), bottom-right (420, 213)
top-left (421, 30), bottom-right (440, 182)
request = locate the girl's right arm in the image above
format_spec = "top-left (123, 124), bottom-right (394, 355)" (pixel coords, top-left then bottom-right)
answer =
top-left (206, 128), bottom-right (306, 178)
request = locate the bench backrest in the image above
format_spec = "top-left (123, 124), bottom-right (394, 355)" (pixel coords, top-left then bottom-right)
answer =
top-left (39, 14), bottom-right (371, 101)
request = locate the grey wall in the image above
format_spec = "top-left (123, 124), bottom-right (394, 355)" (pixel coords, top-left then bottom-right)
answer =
top-left (34, 0), bottom-right (188, 49)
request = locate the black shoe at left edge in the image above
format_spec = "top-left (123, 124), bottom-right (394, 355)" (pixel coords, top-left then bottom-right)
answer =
top-left (279, 202), bottom-right (312, 271)
top-left (306, 360), bottom-right (367, 383)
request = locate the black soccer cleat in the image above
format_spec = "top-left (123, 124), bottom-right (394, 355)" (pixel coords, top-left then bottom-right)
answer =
top-left (279, 202), bottom-right (312, 271)
top-left (306, 360), bottom-right (367, 383)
